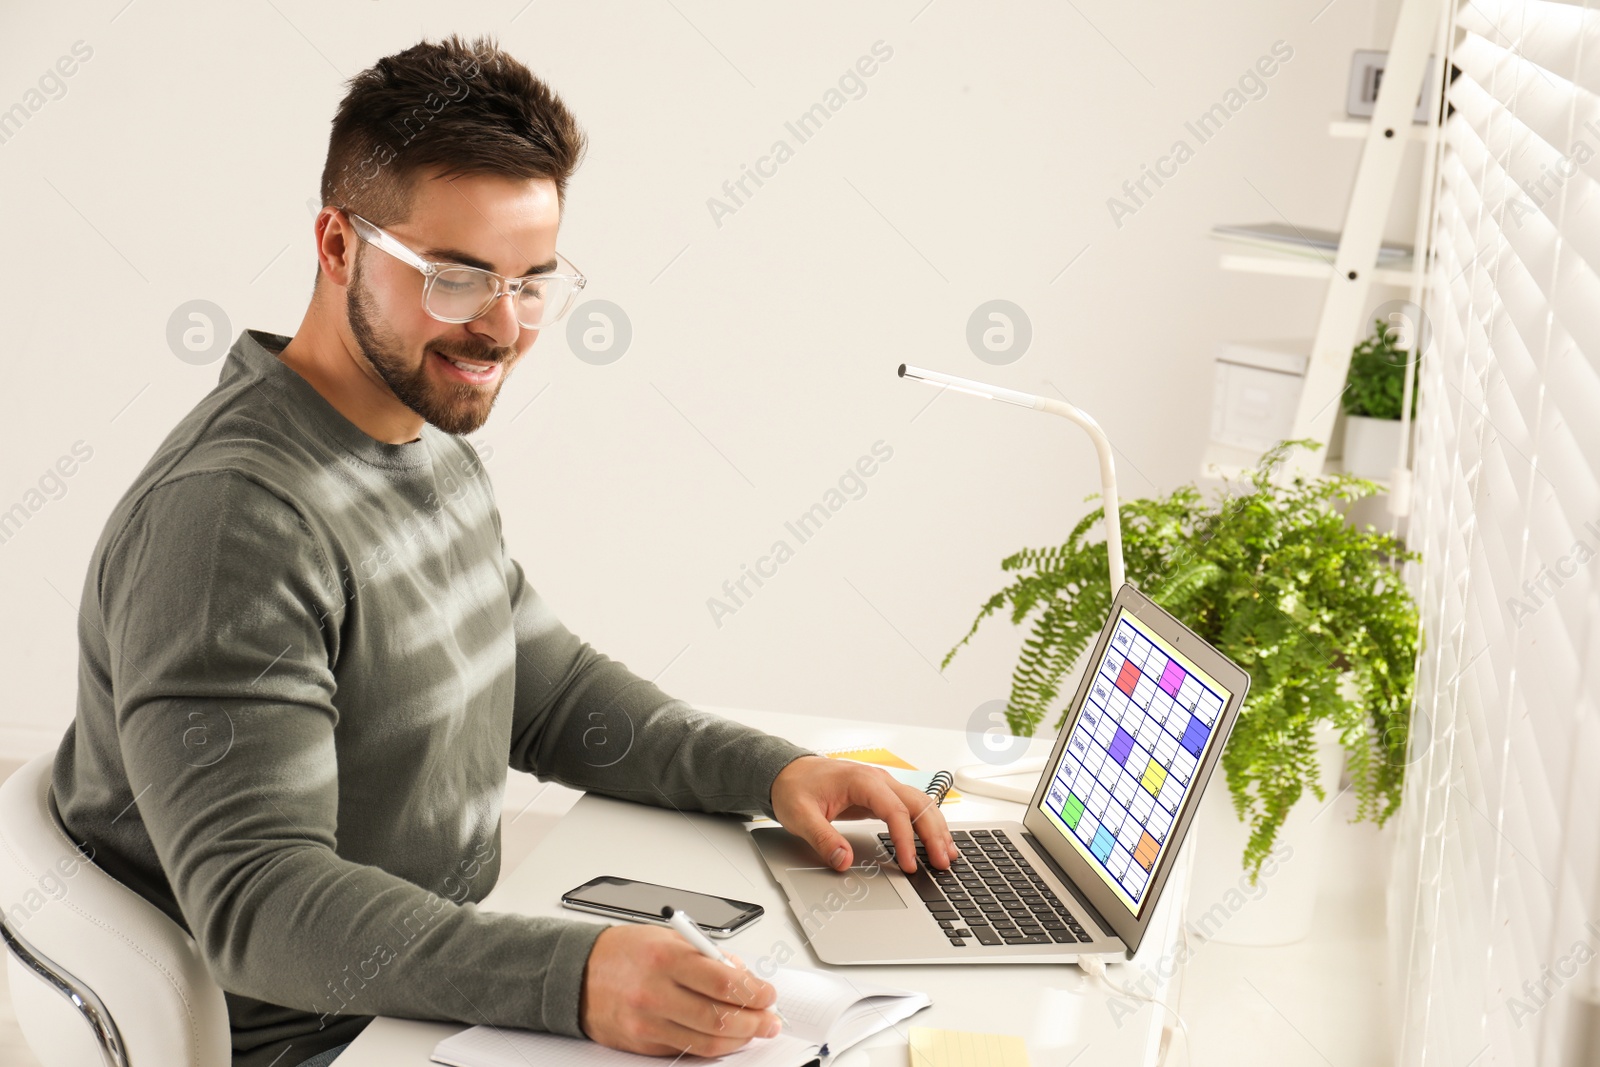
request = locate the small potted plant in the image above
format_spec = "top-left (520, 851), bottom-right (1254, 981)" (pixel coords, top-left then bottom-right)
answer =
top-left (943, 441), bottom-right (1419, 941)
top-left (1340, 318), bottom-right (1417, 479)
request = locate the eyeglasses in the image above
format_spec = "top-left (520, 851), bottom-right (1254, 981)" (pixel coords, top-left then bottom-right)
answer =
top-left (340, 209), bottom-right (587, 330)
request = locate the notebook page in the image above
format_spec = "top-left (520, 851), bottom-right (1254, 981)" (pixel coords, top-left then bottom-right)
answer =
top-left (769, 967), bottom-right (867, 1044)
top-left (770, 969), bottom-right (930, 1053)
top-left (827, 990), bottom-right (932, 1053)
top-left (430, 1024), bottom-right (818, 1067)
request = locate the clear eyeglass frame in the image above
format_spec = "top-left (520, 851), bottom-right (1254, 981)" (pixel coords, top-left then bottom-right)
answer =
top-left (340, 208), bottom-right (587, 329)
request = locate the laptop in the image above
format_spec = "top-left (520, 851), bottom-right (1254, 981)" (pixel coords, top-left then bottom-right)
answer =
top-left (752, 583), bottom-right (1251, 964)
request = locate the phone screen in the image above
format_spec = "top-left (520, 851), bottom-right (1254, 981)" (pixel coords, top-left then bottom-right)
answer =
top-left (564, 877), bottom-right (760, 930)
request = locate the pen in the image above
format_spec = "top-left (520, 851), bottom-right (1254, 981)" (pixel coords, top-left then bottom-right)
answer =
top-left (661, 907), bottom-right (789, 1031)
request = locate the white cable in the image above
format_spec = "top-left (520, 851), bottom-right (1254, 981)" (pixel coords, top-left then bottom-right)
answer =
top-left (1078, 954), bottom-right (1191, 1064)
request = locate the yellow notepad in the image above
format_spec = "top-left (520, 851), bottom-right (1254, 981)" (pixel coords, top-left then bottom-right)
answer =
top-left (907, 1027), bottom-right (1031, 1067)
top-left (823, 745), bottom-right (919, 770)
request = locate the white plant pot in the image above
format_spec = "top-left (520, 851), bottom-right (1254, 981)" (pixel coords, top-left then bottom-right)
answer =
top-left (1184, 723), bottom-right (1345, 946)
top-left (1342, 415), bottom-right (1406, 480)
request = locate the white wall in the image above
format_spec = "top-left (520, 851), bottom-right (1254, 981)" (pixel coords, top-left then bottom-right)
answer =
top-left (0, 0), bottom-right (1403, 758)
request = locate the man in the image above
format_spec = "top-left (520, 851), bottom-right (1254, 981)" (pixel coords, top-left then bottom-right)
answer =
top-left (51, 32), bottom-right (957, 1067)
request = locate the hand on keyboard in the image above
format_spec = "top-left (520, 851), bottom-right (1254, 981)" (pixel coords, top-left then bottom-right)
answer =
top-left (770, 754), bottom-right (959, 873)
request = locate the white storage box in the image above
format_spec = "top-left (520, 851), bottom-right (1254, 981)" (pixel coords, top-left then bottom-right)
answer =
top-left (1211, 340), bottom-right (1310, 453)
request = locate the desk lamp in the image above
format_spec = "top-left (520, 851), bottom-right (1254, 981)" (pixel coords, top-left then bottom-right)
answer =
top-left (897, 363), bottom-right (1127, 802)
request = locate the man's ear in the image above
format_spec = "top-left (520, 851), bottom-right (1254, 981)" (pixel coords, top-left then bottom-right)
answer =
top-left (315, 209), bottom-right (359, 290)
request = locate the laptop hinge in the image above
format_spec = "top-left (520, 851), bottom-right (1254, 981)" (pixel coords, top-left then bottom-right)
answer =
top-left (1019, 830), bottom-right (1118, 939)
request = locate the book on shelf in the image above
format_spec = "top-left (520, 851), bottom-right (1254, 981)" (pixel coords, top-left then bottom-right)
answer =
top-left (1210, 221), bottom-right (1412, 264)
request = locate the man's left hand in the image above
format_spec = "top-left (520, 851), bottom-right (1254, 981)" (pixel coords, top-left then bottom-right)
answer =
top-left (768, 754), bottom-right (959, 874)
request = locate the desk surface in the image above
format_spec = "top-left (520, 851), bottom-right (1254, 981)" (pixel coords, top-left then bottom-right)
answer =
top-left (334, 707), bottom-right (1188, 1066)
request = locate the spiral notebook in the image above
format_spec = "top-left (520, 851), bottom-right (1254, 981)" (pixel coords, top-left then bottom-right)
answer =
top-left (429, 966), bottom-right (930, 1067)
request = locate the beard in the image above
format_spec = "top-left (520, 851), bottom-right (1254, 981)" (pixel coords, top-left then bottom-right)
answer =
top-left (345, 252), bottom-right (511, 436)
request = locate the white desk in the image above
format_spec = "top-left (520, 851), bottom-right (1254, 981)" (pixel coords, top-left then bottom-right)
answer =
top-left (335, 707), bottom-right (1190, 1066)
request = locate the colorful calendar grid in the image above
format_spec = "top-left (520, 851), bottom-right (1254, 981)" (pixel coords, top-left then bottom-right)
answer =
top-left (1041, 612), bottom-right (1229, 911)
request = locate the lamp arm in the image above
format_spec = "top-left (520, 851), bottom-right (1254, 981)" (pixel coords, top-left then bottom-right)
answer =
top-left (895, 363), bottom-right (1125, 599)
top-left (1030, 397), bottom-right (1125, 596)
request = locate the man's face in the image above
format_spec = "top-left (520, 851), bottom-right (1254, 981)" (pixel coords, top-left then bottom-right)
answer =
top-left (344, 170), bottom-right (561, 436)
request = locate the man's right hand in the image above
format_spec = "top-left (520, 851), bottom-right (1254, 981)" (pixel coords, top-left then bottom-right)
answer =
top-left (579, 924), bottom-right (783, 1057)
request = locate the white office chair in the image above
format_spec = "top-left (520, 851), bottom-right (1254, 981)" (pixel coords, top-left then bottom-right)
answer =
top-left (0, 752), bottom-right (231, 1066)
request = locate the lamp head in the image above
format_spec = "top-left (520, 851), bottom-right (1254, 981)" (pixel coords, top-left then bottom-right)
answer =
top-left (892, 361), bottom-right (1126, 594)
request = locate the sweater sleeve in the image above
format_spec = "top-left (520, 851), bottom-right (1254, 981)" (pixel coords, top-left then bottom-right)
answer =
top-left (493, 519), bottom-right (817, 818)
top-left (100, 470), bottom-right (605, 1037)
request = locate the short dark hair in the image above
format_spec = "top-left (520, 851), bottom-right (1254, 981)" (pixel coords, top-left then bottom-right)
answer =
top-left (317, 32), bottom-right (586, 238)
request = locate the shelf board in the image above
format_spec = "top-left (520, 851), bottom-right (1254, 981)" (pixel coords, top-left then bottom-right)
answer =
top-left (1217, 249), bottom-right (1419, 287)
top-left (1327, 114), bottom-right (1435, 141)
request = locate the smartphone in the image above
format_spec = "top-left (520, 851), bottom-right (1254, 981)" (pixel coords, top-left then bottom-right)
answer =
top-left (560, 876), bottom-right (764, 938)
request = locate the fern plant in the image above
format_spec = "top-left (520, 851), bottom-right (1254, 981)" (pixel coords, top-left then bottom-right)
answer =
top-left (943, 441), bottom-right (1420, 879)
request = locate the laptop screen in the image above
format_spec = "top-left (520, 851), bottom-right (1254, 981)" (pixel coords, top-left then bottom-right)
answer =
top-left (1037, 606), bottom-right (1233, 918)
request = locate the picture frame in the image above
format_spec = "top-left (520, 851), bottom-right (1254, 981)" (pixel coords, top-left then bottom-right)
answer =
top-left (1346, 48), bottom-right (1435, 123)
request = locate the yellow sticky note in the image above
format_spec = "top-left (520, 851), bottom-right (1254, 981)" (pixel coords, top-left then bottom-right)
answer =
top-left (907, 1026), bottom-right (1031, 1067)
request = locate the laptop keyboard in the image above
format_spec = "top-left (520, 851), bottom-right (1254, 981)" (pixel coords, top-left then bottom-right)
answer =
top-left (877, 829), bottom-right (1097, 948)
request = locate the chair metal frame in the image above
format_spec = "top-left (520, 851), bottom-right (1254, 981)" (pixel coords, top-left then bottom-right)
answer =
top-left (0, 851), bottom-right (133, 1067)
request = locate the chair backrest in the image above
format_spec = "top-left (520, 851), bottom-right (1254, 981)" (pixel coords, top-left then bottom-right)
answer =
top-left (0, 752), bottom-right (231, 1066)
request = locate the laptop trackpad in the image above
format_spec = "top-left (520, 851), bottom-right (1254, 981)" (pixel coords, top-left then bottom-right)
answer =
top-left (786, 867), bottom-right (909, 911)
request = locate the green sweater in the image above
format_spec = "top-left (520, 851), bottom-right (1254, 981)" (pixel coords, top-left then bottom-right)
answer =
top-left (51, 329), bottom-right (816, 1067)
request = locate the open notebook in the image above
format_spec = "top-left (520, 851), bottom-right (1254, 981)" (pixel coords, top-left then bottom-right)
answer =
top-left (430, 967), bottom-right (930, 1067)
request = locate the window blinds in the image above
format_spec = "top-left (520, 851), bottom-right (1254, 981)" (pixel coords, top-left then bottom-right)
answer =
top-left (1391, 0), bottom-right (1600, 1063)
